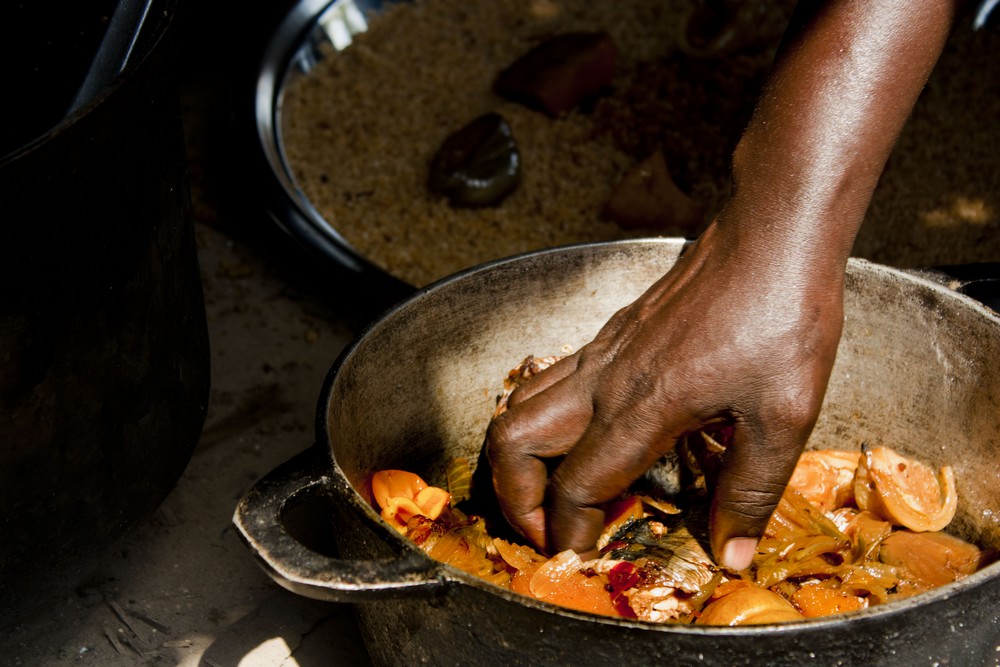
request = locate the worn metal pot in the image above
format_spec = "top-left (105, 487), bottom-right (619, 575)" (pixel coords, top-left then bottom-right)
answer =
top-left (236, 239), bottom-right (1000, 666)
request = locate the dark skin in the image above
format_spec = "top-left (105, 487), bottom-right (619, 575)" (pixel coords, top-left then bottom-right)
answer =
top-left (485, 0), bottom-right (960, 570)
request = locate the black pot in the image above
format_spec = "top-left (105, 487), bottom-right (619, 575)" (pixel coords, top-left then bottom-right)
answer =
top-left (0, 0), bottom-right (209, 628)
top-left (235, 240), bottom-right (1000, 665)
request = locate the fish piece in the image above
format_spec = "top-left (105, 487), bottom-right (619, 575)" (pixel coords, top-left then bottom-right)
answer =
top-left (603, 516), bottom-right (716, 592)
top-left (600, 514), bottom-right (719, 622)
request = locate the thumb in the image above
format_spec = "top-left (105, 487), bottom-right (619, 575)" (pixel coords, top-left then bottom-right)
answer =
top-left (707, 420), bottom-right (807, 571)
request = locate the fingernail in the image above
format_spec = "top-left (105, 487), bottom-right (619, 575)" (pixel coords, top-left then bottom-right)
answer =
top-left (721, 537), bottom-right (757, 570)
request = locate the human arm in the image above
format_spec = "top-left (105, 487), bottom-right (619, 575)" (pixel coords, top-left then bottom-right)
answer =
top-left (485, 0), bottom-right (960, 569)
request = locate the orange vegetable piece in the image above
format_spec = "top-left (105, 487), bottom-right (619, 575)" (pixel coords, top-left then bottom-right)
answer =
top-left (371, 470), bottom-right (427, 510)
top-left (414, 486), bottom-right (450, 520)
top-left (371, 470), bottom-right (451, 533)
top-left (510, 561), bottom-right (543, 598)
top-left (791, 583), bottom-right (866, 618)
top-left (527, 551), bottom-right (620, 617)
top-left (380, 497), bottom-right (426, 531)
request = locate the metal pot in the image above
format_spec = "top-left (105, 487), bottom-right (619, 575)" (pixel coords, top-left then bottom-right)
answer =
top-left (235, 239), bottom-right (1000, 666)
top-left (250, 0), bottom-right (415, 305)
top-left (0, 0), bottom-right (209, 629)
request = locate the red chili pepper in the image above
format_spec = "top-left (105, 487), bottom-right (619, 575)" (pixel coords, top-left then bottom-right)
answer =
top-left (607, 561), bottom-right (640, 592)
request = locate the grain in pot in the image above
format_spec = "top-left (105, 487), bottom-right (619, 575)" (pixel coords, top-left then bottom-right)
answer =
top-left (280, 0), bottom-right (1000, 288)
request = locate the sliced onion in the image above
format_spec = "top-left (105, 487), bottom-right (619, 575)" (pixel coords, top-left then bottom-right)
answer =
top-left (494, 537), bottom-right (545, 571)
top-left (529, 549), bottom-right (583, 599)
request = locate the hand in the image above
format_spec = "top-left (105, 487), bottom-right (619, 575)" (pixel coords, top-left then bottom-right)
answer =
top-left (484, 218), bottom-right (845, 568)
top-left (485, 0), bottom-right (957, 569)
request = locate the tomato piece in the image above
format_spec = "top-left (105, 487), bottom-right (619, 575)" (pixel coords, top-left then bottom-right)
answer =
top-left (528, 551), bottom-right (621, 617)
top-left (787, 449), bottom-right (861, 512)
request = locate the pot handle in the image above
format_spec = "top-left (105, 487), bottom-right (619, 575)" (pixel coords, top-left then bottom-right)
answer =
top-left (233, 444), bottom-right (449, 603)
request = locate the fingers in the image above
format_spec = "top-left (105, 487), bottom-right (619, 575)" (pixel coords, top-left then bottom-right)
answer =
top-left (545, 401), bottom-right (685, 555)
top-left (708, 414), bottom-right (810, 570)
top-left (485, 371), bottom-right (592, 551)
top-left (505, 352), bottom-right (579, 407)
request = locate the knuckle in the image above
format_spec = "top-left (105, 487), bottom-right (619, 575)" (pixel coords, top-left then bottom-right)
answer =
top-left (718, 486), bottom-right (783, 533)
top-left (484, 414), bottom-right (519, 464)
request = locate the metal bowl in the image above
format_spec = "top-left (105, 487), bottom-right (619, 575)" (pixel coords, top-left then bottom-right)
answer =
top-left (251, 0), bottom-right (733, 298)
top-left (253, 0), bottom-right (414, 299)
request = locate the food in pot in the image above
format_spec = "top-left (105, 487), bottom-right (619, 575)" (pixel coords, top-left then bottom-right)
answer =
top-left (854, 444), bottom-right (957, 532)
top-left (366, 355), bottom-right (997, 626)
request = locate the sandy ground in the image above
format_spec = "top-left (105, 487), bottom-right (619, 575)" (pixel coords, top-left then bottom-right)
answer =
top-left (0, 156), bottom-right (376, 667)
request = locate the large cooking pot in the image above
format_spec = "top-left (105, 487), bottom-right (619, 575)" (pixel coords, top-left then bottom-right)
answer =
top-left (0, 0), bottom-right (209, 628)
top-left (235, 239), bottom-right (1000, 665)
